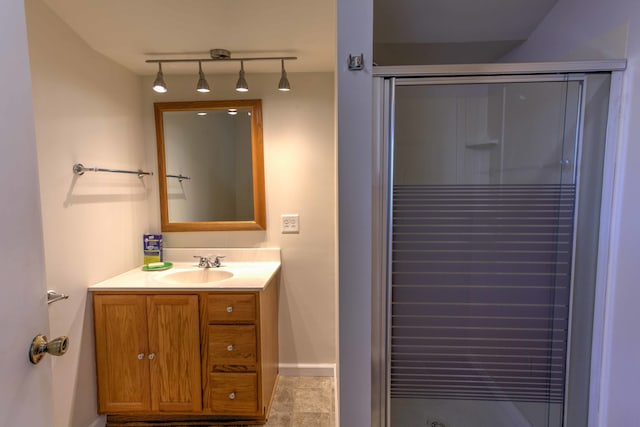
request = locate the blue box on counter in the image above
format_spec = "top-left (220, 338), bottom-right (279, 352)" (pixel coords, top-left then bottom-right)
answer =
top-left (143, 234), bottom-right (163, 264)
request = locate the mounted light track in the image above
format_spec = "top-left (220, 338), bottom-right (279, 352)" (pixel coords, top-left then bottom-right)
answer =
top-left (146, 48), bottom-right (297, 94)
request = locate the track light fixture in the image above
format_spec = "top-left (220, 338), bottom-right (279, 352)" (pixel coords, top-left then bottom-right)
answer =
top-left (147, 49), bottom-right (296, 94)
top-left (278, 59), bottom-right (291, 92)
top-left (152, 63), bottom-right (167, 93)
top-left (196, 61), bottom-right (210, 93)
top-left (235, 60), bottom-right (249, 92)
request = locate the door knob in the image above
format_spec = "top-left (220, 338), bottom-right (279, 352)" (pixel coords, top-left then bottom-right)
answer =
top-left (29, 334), bottom-right (69, 364)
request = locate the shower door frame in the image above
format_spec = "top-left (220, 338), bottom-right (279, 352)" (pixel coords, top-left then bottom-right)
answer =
top-left (371, 61), bottom-right (625, 427)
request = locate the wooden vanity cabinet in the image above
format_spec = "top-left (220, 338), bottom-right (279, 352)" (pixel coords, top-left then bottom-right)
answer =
top-left (92, 274), bottom-right (279, 425)
top-left (93, 294), bottom-right (202, 413)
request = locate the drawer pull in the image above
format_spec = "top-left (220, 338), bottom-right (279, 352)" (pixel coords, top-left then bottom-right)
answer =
top-left (227, 344), bottom-right (234, 352)
top-left (229, 392), bottom-right (236, 400)
top-left (226, 306), bottom-right (233, 313)
top-left (148, 353), bottom-right (156, 360)
top-left (137, 353), bottom-right (145, 360)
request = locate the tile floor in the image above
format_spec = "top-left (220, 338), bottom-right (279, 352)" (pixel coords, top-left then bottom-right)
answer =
top-left (264, 376), bottom-right (336, 427)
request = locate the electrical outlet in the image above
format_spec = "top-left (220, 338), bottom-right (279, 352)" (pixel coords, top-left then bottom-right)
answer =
top-left (281, 214), bottom-right (300, 234)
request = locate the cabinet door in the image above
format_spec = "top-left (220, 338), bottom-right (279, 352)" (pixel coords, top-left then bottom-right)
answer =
top-left (147, 295), bottom-right (202, 412)
top-left (94, 294), bottom-right (150, 413)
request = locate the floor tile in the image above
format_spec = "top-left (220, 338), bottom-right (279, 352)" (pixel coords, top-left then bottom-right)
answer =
top-left (265, 375), bottom-right (336, 426)
top-left (296, 376), bottom-right (333, 389)
top-left (265, 411), bottom-right (293, 427)
top-left (291, 412), bottom-right (334, 427)
top-left (277, 376), bottom-right (300, 389)
top-left (293, 388), bottom-right (333, 413)
top-left (270, 386), bottom-right (295, 413)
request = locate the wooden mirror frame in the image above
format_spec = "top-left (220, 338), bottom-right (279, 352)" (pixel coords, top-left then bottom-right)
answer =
top-left (154, 99), bottom-right (266, 231)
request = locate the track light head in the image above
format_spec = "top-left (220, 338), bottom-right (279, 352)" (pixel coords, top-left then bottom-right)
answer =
top-left (278, 60), bottom-right (291, 92)
top-left (236, 61), bottom-right (249, 93)
top-left (196, 61), bottom-right (210, 93)
top-left (152, 63), bottom-right (167, 93)
top-left (278, 74), bottom-right (291, 91)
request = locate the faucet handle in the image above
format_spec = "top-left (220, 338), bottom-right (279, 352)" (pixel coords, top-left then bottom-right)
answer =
top-left (213, 255), bottom-right (226, 267)
top-left (193, 255), bottom-right (211, 267)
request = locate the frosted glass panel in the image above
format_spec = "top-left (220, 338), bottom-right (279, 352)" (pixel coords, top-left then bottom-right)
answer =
top-left (390, 81), bottom-right (581, 427)
top-left (394, 82), bottom-right (579, 186)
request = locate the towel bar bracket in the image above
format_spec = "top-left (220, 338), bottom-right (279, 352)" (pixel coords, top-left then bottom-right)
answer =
top-left (47, 290), bottom-right (69, 305)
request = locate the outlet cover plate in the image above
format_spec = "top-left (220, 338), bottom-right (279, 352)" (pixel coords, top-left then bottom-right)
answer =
top-left (281, 214), bottom-right (300, 233)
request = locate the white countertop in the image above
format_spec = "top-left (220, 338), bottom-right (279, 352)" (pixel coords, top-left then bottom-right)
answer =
top-left (89, 261), bottom-right (281, 291)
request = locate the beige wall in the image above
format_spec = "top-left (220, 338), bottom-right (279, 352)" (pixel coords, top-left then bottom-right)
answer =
top-left (142, 72), bottom-right (337, 368)
top-left (26, 1), bottom-right (148, 426)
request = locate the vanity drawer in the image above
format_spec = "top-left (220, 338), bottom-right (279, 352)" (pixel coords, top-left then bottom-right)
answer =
top-left (209, 325), bottom-right (257, 365)
top-left (208, 294), bottom-right (256, 323)
top-left (209, 372), bottom-right (258, 415)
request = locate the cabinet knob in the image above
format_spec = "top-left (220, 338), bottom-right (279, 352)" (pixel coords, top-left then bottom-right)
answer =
top-left (226, 306), bottom-right (233, 313)
top-left (229, 392), bottom-right (236, 400)
top-left (137, 353), bottom-right (145, 360)
top-left (148, 353), bottom-right (156, 360)
top-left (227, 344), bottom-right (234, 352)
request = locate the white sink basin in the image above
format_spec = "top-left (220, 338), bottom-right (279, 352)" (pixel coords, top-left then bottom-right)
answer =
top-left (154, 268), bottom-right (234, 285)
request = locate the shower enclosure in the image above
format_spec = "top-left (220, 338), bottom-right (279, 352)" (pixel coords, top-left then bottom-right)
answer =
top-left (373, 64), bottom-right (623, 427)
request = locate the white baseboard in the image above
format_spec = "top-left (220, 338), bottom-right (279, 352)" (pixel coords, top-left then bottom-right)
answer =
top-left (279, 363), bottom-right (336, 377)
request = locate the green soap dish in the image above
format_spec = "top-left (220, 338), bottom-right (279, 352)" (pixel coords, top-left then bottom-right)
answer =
top-left (142, 261), bottom-right (173, 271)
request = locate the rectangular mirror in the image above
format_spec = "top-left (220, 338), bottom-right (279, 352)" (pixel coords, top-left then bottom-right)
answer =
top-left (154, 100), bottom-right (266, 231)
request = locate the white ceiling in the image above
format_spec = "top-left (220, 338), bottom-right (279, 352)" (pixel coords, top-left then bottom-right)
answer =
top-left (42, 0), bottom-right (558, 75)
top-left (42, 0), bottom-right (336, 76)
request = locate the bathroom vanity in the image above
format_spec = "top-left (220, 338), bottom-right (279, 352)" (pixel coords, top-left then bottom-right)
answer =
top-left (89, 249), bottom-right (280, 426)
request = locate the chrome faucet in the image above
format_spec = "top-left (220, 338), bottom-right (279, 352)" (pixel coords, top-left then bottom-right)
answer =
top-left (193, 255), bottom-right (225, 268)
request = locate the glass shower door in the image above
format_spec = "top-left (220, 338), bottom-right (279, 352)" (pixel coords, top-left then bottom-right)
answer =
top-left (388, 79), bottom-right (582, 427)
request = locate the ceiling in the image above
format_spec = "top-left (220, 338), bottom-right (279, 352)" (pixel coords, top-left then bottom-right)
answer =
top-left (374, 0), bottom-right (559, 64)
top-left (41, 0), bottom-right (336, 76)
top-left (42, 0), bottom-right (558, 76)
